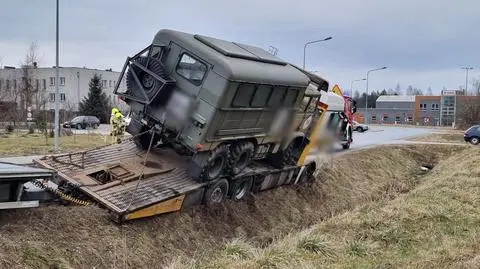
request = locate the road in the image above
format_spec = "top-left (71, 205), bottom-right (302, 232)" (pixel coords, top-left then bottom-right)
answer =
top-left (0, 125), bottom-right (456, 165)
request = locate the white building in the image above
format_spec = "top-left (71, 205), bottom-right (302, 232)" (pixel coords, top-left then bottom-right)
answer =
top-left (0, 65), bottom-right (127, 112)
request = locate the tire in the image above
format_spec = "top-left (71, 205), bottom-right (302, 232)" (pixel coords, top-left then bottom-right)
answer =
top-left (203, 179), bottom-right (229, 206)
top-left (75, 124), bottom-right (81, 130)
top-left (297, 163), bottom-right (315, 184)
top-left (470, 137), bottom-right (480, 145)
top-left (199, 144), bottom-right (230, 181)
top-left (268, 138), bottom-right (306, 168)
top-left (342, 143), bottom-right (350, 150)
top-left (227, 141), bottom-right (254, 175)
top-left (93, 124), bottom-right (99, 129)
top-left (230, 177), bottom-right (253, 200)
top-left (356, 127), bottom-right (364, 133)
top-left (126, 56), bottom-right (171, 102)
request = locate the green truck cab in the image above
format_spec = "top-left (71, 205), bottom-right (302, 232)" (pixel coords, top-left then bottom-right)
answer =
top-left (114, 29), bottom-right (329, 182)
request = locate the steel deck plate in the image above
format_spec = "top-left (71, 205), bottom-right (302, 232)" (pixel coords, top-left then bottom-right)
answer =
top-left (34, 140), bottom-right (203, 215)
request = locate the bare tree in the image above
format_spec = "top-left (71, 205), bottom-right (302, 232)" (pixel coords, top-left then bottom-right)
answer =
top-left (457, 98), bottom-right (480, 128)
top-left (426, 87), bottom-right (433, 96)
top-left (18, 42), bottom-right (44, 122)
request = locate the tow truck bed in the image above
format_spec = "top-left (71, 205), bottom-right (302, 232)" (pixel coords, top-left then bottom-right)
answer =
top-left (34, 140), bottom-right (305, 222)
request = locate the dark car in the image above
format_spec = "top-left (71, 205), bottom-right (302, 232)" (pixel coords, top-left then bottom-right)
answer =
top-left (63, 116), bottom-right (100, 129)
top-left (464, 125), bottom-right (480, 145)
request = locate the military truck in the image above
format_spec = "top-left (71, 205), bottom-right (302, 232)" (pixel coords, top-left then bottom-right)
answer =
top-left (113, 29), bottom-right (329, 182)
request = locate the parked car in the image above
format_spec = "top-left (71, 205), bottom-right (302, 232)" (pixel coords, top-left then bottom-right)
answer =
top-left (464, 125), bottom-right (480, 145)
top-left (63, 116), bottom-right (100, 129)
top-left (352, 121), bottom-right (369, 132)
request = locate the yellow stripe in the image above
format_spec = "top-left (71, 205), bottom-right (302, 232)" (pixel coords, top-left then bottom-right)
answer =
top-left (125, 195), bottom-right (185, 220)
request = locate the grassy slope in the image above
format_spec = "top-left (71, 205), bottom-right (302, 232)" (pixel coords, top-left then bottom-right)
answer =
top-left (190, 145), bottom-right (480, 269)
top-left (408, 133), bottom-right (465, 143)
top-left (0, 144), bottom-right (464, 269)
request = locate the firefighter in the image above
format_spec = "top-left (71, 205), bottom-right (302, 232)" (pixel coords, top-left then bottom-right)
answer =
top-left (109, 107), bottom-right (119, 141)
top-left (112, 111), bottom-right (125, 144)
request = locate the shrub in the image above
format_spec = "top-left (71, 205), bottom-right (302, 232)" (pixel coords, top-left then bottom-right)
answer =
top-left (5, 125), bottom-right (14, 133)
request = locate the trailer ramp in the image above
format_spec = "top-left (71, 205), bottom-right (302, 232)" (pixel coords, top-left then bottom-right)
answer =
top-left (34, 140), bottom-right (204, 221)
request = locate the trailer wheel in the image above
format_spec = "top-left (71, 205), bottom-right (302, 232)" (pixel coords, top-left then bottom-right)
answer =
top-left (126, 56), bottom-right (171, 101)
top-left (200, 144), bottom-right (229, 181)
top-left (230, 177), bottom-right (253, 200)
top-left (204, 179), bottom-right (229, 206)
top-left (227, 141), bottom-right (254, 175)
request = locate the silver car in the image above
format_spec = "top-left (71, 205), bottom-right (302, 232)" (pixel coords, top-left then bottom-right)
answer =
top-left (352, 121), bottom-right (369, 132)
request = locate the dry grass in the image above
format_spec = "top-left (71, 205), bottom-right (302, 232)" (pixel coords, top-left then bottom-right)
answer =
top-left (0, 144), bottom-right (466, 269)
top-left (408, 132), bottom-right (465, 143)
top-left (186, 145), bottom-right (480, 269)
top-left (0, 133), bottom-right (110, 157)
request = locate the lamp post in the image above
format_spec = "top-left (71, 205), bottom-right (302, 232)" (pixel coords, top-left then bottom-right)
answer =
top-left (350, 78), bottom-right (366, 94)
top-left (461, 67), bottom-right (473, 95)
top-left (54, 0), bottom-right (60, 152)
top-left (302, 37), bottom-right (332, 69)
top-left (365, 67), bottom-right (387, 124)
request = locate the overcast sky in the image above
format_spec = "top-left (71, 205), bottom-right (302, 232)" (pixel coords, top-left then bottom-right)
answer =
top-left (1, 0), bottom-right (479, 95)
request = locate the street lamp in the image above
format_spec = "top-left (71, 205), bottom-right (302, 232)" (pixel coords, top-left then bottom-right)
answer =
top-left (350, 78), bottom-right (366, 93)
top-left (365, 67), bottom-right (387, 124)
top-left (303, 37), bottom-right (332, 69)
top-left (54, 0), bottom-right (60, 152)
top-left (461, 67), bottom-right (473, 95)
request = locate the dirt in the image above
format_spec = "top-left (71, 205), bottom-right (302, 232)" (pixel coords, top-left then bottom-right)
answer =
top-left (0, 144), bottom-right (465, 269)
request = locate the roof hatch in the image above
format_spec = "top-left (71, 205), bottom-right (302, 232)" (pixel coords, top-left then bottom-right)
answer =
top-left (194, 34), bottom-right (287, 66)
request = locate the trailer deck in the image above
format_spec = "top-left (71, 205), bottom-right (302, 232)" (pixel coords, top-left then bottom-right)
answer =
top-left (34, 140), bottom-right (207, 220)
top-left (33, 139), bottom-right (310, 222)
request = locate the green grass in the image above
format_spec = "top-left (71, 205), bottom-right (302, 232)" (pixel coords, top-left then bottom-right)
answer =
top-left (0, 133), bottom-right (110, 157)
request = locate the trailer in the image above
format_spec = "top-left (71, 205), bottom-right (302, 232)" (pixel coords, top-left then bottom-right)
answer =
top-left (33, 89), bottom-right (340, 222)
top-left (0, 162), bottom-right (54, 209)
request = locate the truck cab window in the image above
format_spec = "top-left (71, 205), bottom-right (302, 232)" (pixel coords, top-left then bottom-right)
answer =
top-left (283, 88), bottom-right (299, 106)
top-left (176, 53), bottom-right (207, 85)
top-left (232, 84), bottom-right (255, 107)
top-left (268, 86), bottom-right (286, 107)
top-left (251, 85), bottom-right (272, 107)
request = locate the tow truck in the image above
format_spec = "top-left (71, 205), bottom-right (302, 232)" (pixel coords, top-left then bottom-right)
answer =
top-left (31, 81), bottom-right (350, 222)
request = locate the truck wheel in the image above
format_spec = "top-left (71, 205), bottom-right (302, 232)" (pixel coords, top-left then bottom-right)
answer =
top-left (200, 144), bottom-right (229, 181)
top-left (126, 56), bottom-right (171, 101)
top-left (203, 179), bottom-right (229, 206)
top-left (227, 141), bottom-right (254, 175)
top-left (470, 137), bottom-right (480, 145)
top-left (134, 131), bottom-right (160, 150)
top-left (230, 177), bottom-right (253, 200)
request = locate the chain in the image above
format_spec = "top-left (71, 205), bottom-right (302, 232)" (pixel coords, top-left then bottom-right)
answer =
top-left (30, 179), bottom-right (92, 206)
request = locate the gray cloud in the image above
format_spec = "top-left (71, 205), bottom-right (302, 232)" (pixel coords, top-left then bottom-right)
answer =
top-left (1, 0), bottom-right (479, 94)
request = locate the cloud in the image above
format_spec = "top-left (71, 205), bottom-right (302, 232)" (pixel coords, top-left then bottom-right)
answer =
top-left (1, 0), bottom-right (479, 93)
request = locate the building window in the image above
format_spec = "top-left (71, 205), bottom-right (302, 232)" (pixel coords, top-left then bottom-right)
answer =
top-left (102, 80), bottom-right (107, 88)
top-left (49, 93), bottom-right (55, 102)
top-left (0, 79), bottom-right (2, 89)
top-left (383, 114), bottom-right (389, 121)
top-left (36, 79), bottom-right (39, 90)
top-left (6, 80), bottom-right (10, 89)
top-left (395, 115), bottom-right (401, 122)
top-left (420, 103), bottom-right (426, 111)
top-left (43, 79), bottom-right (46, 89)
top-left (371, 115), bottom-right (377, 121)
top-left (60, 77), bottom-right (65, 86)
top-left (407, 116), bottom-right (413, 122)
top-left (13, 80), bottom-right (16, 89)
top-left (50, 77), bottom-right (55, 86)
top-left (60, 93), bottom-right (66, 101)
top-left (109, 80), bottom-right (112, 87)
top-left (113, 80), bottom-right (116, 87)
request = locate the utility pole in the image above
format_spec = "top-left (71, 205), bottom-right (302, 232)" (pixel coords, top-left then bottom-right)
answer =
top-left (54, 0), bottom-right (60, 152)
top-left (461, 67), bottom-right (473, 95)
top-left (302, 37), bottom-right (332, 69)
top-left (365, 67), bottom-right (387, 124)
